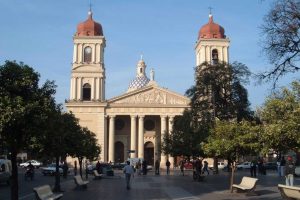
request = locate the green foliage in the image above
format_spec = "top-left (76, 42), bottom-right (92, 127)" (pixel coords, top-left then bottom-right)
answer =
top-left (161, 110), bottom-right (208, 158)
top-left (189, 61), bottom-right (252, 126)
top-left (258, 81), bottom-right (300, 153)
top-left (0, 60), bottom-right (56, 152)
top-left (203, 120), bottom-right (261, 160)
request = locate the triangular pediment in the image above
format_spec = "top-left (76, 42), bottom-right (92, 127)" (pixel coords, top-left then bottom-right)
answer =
top-left (108, 85), bottom-right (190, 106)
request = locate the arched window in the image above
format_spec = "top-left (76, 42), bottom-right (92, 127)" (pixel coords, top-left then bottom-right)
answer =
top-left (212, 49), bottom-right (218, 65)
top-left (82, 83), bottom-right (91, 101)
top-left (84, 46), bottom-right (92, 63)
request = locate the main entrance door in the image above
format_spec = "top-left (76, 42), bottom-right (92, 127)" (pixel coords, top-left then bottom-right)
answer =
top-left (144, 142), bottom-right (154, 166)
top-left (115, 141), bottom-right (124, 162)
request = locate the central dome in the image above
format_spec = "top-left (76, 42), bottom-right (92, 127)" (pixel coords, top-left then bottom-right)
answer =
top-left (128, 58), bottom-right (150, 92)
top-left (198, 14), bottom-right (225, 40)
top-left (76, 11), bottom-right (103, 36)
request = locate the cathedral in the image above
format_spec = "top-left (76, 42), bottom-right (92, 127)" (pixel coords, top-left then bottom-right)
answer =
top-left (65, 10), bottom-right (229, 167)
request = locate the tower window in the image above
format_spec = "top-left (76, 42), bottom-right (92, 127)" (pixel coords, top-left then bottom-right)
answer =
top-left (84, 46), bottom-right (92, 63)
top-left (212, 49), bottom-right (218, 65)
top-left (82, 83), bottom-right (91, 101)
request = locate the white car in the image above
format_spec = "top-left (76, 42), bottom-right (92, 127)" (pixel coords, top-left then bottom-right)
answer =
top-left (19, 160), bottom-right (42, 168)
top-left (237, 162), bottom-right (251, 169)
top-left (208, 162), bottom-right (227, 170)
top-left (41, 164), bottom-right (64, 176)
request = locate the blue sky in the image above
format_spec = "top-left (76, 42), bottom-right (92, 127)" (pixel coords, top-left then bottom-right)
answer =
top-left (1, 0), bottom-right (299, 109)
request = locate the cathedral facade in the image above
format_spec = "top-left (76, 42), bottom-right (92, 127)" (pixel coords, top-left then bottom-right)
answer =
top-left (65, 11), bottom-right (229, 167)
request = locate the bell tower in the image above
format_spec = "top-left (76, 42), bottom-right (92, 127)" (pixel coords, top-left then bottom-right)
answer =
top-left (195, 13), bottom-right (230, 66)
top-left (69, 10), bottom-right (106, 102)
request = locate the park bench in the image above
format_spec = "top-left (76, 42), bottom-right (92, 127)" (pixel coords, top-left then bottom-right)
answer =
top-left (232, 176), bottom-right (258, 195)
top-left (93, 170), bottom-right (103, 180)
top-left (74, 175), bottom-right (89, 189)
top-left (278, 184), bottom-right (300, 200)
top-left (33, 185), bottom-right (63, 200)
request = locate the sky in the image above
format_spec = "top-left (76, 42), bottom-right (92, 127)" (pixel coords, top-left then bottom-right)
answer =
top-left (1, 0), bottom-right (299, 109)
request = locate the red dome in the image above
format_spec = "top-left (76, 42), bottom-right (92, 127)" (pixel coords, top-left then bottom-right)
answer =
top-left (76, 11), bottom-right (103, 36)
top-left (198, 15), bottom-right (225, 39)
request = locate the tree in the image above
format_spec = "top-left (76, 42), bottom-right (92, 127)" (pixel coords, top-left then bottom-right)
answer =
top-left (70, 127), bottom-right (101, 178)
top-left (188, 61), bottom-right (252, 125)
top-left (35, 108), bottom-right (83, 192)
top-left (259, 0), bottom-right (300, 84)
top-left (161, 110), bottom-right (208, 159)
top-left (203, 120), bottom-right (261, 192)
top-left (258, 81), bottom-right (300, 155)
top-left (0, 61), bottom-right (56, 200)
top-left (186, 61), bottom-right (253, 173)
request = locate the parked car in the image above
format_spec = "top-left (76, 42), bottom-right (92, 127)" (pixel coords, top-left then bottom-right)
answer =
top-left (41, 163), bottom-right (69, 176)
top-left (111, 162), bottom-right (126, 170)
top-left (0, 159), bottom-right (12, 185)
top-left (184, 162), bottom-right (193, 170)
top-left (237, 162), bottom-right (251, 169)
top-left (20, 160), bottom-right (42, 168)
top-left (264, 162), bottom-right (277, 170)
top-left (208, 162), bottom-right (228, 170)
top-left (88, 163), bottom-right (114, 176)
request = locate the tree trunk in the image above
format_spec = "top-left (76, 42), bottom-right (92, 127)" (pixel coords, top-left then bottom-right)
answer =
top-left (53, 156), bottom-right (61, 192)
top-left (10, 148), bottom-right (18, 200)
top-left (213, 157), bottom-right (219, 174)
top-left (230, 161), bottom-right (236, 193)
top-left (79, 158), bottom-right (83, 178)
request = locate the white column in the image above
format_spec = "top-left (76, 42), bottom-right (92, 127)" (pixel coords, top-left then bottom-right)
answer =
top-left (78, 44), bottom-right (83, 63)
top-left (73, 44), bottom-right (77, 63)
top-left (104, 116), bottom-right (108, 162)
top-left (70, 77), bottom-right (73, 100)
top-left (108, 115), bottom-right (115, 162)
top-left (100, 78), bottom-right (103, 101)
top-left (91, 78), bottom-right (95, 100)
top-left (168, 116), bottom-right (175, 169)
top-left (74, 77), bottom-right (77, 100)
top-left (78, 77), bottom-right (82, 100)
top-left (160, 115), bottom-right (167, 166)
top-left (130, 115), bottom-right (137, 158)
top-left (138, 115), bottom-right (144, 158)
top-left (95, 78), bottom-right (100, 100)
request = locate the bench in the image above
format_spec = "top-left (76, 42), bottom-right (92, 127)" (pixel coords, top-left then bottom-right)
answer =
top-left (278, 184), bottom-right (300, 200)
top-left (74, 175), bottom-right (89, 189)
top-left (232, 176), bottom-right (258, 195)
top-left (33, 185), bottom-right (63, 200)
top-left (93, 170), bottom-right (103, 180)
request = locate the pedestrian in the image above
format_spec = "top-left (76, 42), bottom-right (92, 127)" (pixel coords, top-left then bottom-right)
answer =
top-left (250, 159), bottom-right (257, 177)
top-left (285, 156), bottom-right (296, 186)
top-left (166, 159), bottom-right (171, 175)
top-left (155, 160), bottom-right (160, 175)
top-left (276, 158), bottom-right (281, 176)
top-left (62, 161), bottom-right (69, 179)
top-left (123, 161), bottom-right (134, 190)
top-left (142, 160), bottom-right (147, 175)
top-left (136, 159), bottom-right (142, 175)
top-left (280, 156), bottom-right (286, 177)
top-left (96, 161), bottom-right (101, 174)
top-left (74, 160), bottom-right (77, 176)
top-left (202, 160), bottom-right (209, 175)
top-left (180, 160), bottom-right (185, 176)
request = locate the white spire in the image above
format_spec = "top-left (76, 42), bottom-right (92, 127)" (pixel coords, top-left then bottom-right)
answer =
top-left (150, 68), bottom-right (155, 81)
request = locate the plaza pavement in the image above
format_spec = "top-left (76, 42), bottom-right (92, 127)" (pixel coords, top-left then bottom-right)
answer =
top-left (14, 169), bottom-right (299, 200)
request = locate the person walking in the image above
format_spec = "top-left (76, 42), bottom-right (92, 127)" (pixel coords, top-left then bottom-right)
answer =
top-left (285, 156), bottom-right (296, 186)
top-left (180, 160), bottom-right (185, 176)
top-left (155, 160), bottom-right (160, 175)
top-left (123, 161), bottom-right (135, 190)
top-left (142, 160), bottom-right (147, 175)
top-left (166, 160), bottom-right (171, 175)
top-left (202, 160), bottom-right (209, 175)
top-left (62, 161), bottom-right (69, 179)
top-left (250, 159), bottom-right (257, 177)
top-left (280, 156), bottom-right (286, 177)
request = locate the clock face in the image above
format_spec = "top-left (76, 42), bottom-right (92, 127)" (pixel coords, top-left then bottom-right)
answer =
top-left (85, 47), bottom-right (92, 54)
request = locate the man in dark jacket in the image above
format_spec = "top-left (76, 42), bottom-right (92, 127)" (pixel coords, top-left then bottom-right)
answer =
top-left (285, 156), bottom-right (296, 186)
